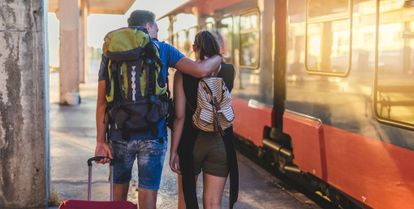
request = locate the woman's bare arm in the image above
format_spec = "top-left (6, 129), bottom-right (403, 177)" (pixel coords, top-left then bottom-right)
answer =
top-left (170, 71), bottom-right (186, 173)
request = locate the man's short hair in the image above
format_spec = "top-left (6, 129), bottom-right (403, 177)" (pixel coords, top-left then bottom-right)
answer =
top-left (128, 10), bottom-right (156, 27)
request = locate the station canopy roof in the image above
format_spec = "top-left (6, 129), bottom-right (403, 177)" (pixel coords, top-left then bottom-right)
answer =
top-left (159, 0), bottom-right (242, 19)
top-left (49, 0), bottom-right (135, 14)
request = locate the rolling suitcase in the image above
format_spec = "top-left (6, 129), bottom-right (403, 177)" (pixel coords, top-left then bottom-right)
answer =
top-left (58, 156), bottom-right (136, 209)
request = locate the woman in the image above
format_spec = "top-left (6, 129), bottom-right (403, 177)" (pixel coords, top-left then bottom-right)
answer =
top-left (169, 30), bottom-right (239, 209)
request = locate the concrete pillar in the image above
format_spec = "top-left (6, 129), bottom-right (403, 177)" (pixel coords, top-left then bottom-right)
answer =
top-left (0, 0), bottom-right (49, 208)
top-left (79, 1), bottom-right (89, 83)
top-left (56, 0), bottom-right (81, 105)
top-left (191, 7), bottom-right (203, 29)
top-left (168, 15), bottom-right (175, 44)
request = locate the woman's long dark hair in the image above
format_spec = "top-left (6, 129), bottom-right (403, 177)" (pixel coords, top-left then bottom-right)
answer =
top-left (193, 30), bottom-right (221, 61)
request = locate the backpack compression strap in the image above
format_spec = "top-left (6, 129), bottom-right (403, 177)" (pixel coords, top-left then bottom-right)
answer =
top-left (124, 58), bottom-right (142, 102)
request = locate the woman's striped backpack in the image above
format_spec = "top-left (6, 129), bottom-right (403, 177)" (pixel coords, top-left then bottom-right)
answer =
top-left (192, 68), bottom-right (234, 135)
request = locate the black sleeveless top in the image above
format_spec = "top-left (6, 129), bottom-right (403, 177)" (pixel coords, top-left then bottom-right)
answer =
top-left (178, 63), bottom-right (239, 209)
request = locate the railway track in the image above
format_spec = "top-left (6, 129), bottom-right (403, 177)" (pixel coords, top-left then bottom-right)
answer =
top-left (234, 137), bottom-right (361, 209)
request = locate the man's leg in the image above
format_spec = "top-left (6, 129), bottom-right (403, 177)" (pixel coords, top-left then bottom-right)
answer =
top-left (137, 189), bottom-right (157, 209)
top-left (111, 141), bottom-right (135, 201)
top-left (114, 183), bottom-right (130, 201)
top-left (136, 137), bottom-right (167, 209)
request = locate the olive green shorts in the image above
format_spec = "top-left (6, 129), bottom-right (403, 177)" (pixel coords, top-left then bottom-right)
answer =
top-left (193, 131), bottom-right (229, 177)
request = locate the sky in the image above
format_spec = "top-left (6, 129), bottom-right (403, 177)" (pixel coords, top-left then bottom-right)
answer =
top-left (48, 0), bottom-right (195, 66)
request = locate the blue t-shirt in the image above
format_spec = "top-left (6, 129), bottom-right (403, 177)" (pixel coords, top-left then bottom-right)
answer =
top-left (98, 40), bottom-right (184, 140)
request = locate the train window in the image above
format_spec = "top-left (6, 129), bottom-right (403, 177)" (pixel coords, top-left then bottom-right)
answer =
top-left (239, 11), bottom-right (260, 69)
top-left (218, 16), bottom-right (234, 63)
top-left (374, 2), bottom-right (414, 130)
top-left (305, 0), bottom-right (352, 76)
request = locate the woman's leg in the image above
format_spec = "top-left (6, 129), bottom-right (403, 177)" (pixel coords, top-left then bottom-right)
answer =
top-left (202, 173), bottom-right (227, 209)
top-left (177, 175), bottom-right (186, 209)
top-left (177, 175), bottom-right (199, 209)
top-left (113, 183), bottom-right (129, 200)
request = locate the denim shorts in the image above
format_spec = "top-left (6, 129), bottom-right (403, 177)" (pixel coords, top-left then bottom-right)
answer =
top-left (111, 137), bottom-right (167, 190)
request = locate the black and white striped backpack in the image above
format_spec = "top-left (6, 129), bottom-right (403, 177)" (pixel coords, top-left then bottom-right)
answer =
top-left (192, 70), bottom-right (234, 135)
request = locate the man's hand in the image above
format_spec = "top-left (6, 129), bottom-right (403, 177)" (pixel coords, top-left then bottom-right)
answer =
top-left (95, 142), bottom-right (113, 164)
top-left (169, 151), bottom-right (181, 174)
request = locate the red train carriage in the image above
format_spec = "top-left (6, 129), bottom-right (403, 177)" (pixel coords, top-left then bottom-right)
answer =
top-left (160, 0), bottom-right (414, 208)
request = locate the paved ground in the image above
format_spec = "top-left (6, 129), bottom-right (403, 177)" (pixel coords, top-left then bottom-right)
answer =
top-left (48, 61), bottom-right (320, 209)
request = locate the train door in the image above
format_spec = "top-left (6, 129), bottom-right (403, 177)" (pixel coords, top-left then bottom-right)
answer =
top-left (230, 0), bottom-right (278, 147)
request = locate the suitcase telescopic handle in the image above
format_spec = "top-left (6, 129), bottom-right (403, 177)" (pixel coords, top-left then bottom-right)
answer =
top-left (87, 156), bottom-right (114, 201)
top-left (87, 156), bottom-right (114, 166)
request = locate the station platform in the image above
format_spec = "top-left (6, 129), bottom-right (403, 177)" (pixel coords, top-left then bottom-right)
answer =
top-left (48, 60), bottom-right (320, 209)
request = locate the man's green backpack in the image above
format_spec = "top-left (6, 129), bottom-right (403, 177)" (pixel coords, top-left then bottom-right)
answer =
top-left (102, 27), bottom-right (168, 136)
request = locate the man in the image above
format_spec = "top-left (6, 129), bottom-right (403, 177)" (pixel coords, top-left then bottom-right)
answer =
top-left (95, 10), bottom-right (221, 209)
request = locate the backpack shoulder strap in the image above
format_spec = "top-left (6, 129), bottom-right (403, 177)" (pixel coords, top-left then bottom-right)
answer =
top-left (200, 79), bottom-right (214, 102)
top-left (145, 61), bottom-right (157, 96)
top-left (145, 40), bottom-right (162, 97)
top-left (210, 64), bottom-right (222, 77)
